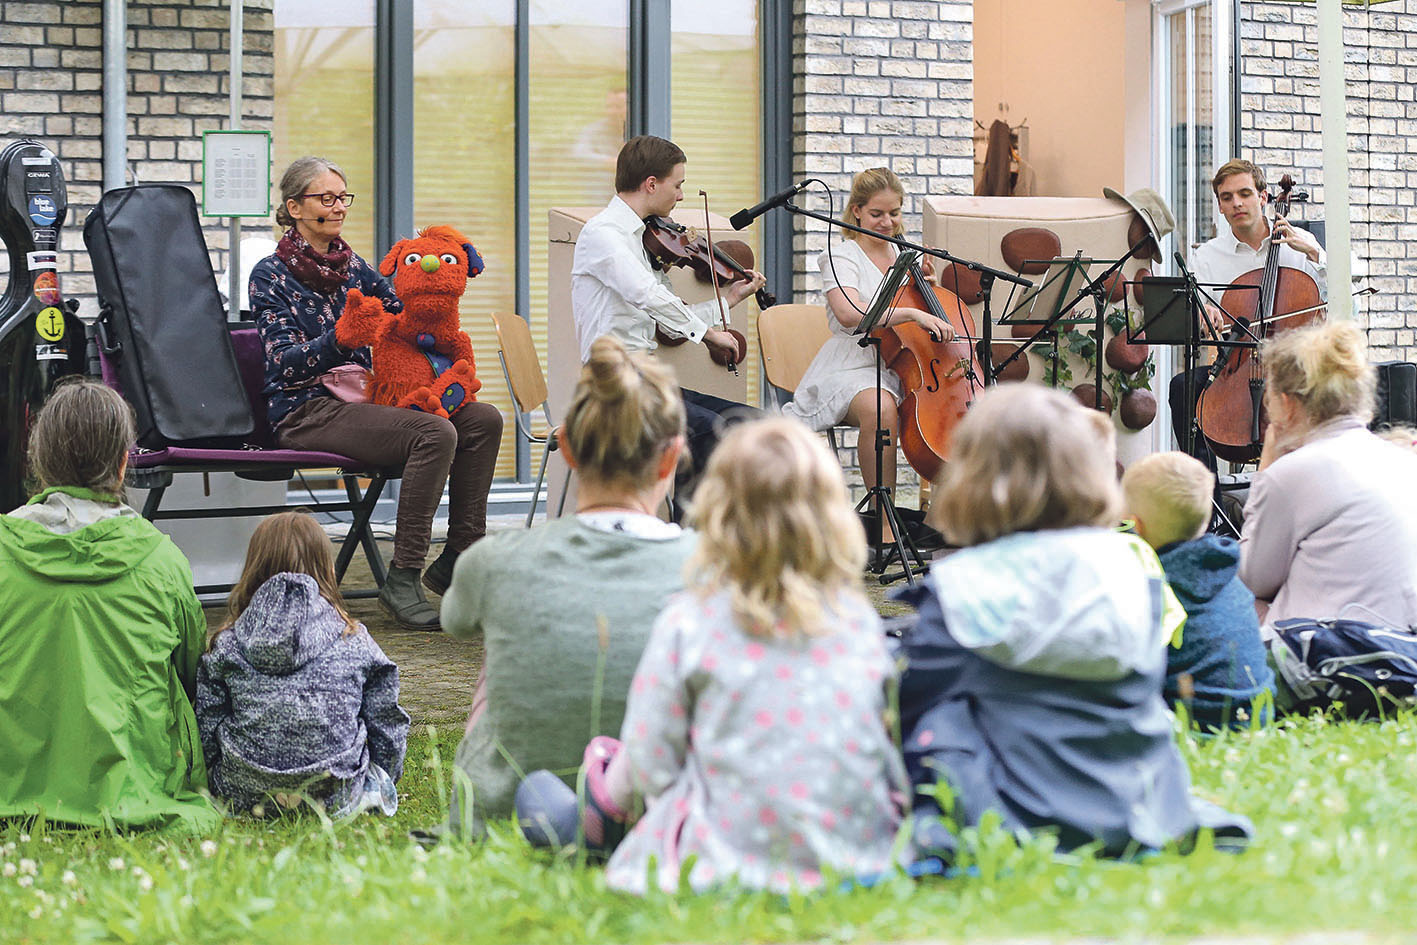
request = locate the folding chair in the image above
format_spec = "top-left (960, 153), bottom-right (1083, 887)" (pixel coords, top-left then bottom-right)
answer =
top-left (103, 326), bottom-right (401, 598)
top-left (489, 311), bottom-right (562, 527)
top-left (756, 303), bottom-right (855, 464)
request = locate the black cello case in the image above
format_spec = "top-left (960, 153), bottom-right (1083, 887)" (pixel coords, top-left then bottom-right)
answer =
top-left (83, 185), bottom-right (253, 449)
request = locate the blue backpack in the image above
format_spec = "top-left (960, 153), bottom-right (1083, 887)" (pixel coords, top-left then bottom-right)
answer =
top-left (1270, 618), bottom-right (1417, 718)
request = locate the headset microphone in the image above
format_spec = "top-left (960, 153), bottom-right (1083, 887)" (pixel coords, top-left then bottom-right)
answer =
top-left (316, 216), bottom-right (327, 224)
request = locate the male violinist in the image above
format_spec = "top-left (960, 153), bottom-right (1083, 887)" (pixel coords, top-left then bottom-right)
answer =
top-left (571, 134), bottom-right (766, 501)
top-left (1170, 159), bottom-right (1327, 467)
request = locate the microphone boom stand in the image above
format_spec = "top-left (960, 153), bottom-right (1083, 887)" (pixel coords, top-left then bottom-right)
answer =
top-left (781, 199), bottom-right (1032, 384)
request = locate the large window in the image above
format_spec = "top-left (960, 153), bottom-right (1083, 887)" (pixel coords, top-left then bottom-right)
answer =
top-left (272, 2), bottom-right (377, 260)
top-left (671, 0), bottom-right (764, 408)
top-left (413, 3), bottom-right (519, 478)
top-left (271, 0), bottom-right (771, 482)
top-left (1156, 0), bottom-right (1231, 259)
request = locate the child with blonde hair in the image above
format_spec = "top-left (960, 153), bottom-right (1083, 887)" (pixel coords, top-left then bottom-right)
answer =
top-left (196, 510), bottom-right (409, 816)
top-left (517, 417), bottom-right (906, 893)
top-left (1122, 452), bottom-right (1272, 730)
top-left (896, 385), bottom-right (1250, 859)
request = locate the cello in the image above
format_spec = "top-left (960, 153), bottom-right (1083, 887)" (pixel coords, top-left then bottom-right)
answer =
top-left (1196, 174), bottom-right (1324, 463)
top-left (877, 261), bottom-right (984, 482)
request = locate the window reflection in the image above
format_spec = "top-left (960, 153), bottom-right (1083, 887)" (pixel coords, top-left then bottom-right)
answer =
top-left (272, 2), bottom-right (377, 259)
top-left (414, 2), bottom-right (518, 478)
top-left (672, 0), bottom-right (763, 403)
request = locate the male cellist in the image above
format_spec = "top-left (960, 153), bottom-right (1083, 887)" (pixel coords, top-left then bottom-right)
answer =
top-left (1170, 159), bottom-right (1327, 467)
top-left (570, 134), bottom-right (765, 505)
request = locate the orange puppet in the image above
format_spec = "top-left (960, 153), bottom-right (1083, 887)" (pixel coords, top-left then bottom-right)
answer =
top-left (337, 224), bottom-right (485, 417)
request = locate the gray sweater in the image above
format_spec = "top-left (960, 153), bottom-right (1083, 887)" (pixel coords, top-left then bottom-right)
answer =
top-left (196, 572), bottom-right (410, 815)
top-left (441, 516), bottom-right (694, 837)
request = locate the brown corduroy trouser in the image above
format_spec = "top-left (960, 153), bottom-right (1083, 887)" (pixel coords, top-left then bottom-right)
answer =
top-left (277, 396), bottom-right (503, 569)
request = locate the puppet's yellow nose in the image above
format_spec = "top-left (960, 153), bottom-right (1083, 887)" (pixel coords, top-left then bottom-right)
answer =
top-left (419, 254), bottom-right (440, 272)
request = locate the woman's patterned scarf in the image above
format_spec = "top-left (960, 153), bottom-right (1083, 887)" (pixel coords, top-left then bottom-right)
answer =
top-left (275, 227), bottom-right (352, 293)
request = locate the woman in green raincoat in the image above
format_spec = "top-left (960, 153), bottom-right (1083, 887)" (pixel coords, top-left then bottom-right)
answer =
top-left (0, 379), bottom-right (218, 831)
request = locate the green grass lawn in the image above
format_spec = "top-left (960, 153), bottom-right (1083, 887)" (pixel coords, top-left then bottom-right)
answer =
top-left (5, 714), bottom-right (1416, 945)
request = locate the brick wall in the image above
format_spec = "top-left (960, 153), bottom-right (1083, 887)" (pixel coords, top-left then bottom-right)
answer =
top-left (0, 0), bottom-right (274, 319)
top-left (792, 0), bottom-right (975, 298)
top-left (1238, 0), bottom-right (1417, 362)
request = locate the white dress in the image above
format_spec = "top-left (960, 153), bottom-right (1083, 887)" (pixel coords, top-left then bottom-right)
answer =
top-left (782, 239), bottom-right (903, 431)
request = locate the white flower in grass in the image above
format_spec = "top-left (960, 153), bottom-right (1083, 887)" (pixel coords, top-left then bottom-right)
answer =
top-left (2, 862), bottom-right (15, 877)
top-left (2, 842), bottom-right (14, 853)
top-left (200, 840), bottom-right (217, 858)
top-left (28, 904), bottom-right (42, 919)
top-left (18, 834), bottom-right (29, 843)
top-left (61, 870), bottom-right (76, 887)
top-left (17, 875), bottom-right (33, 888)
top-left (410, 867), bottom-right (427, 883)
top-left (137, 874), bottom-right (154, 893)
top-left (19, 858), bottom-right (36, 875)
top-left (176, 857), bottom-right (191, 872)
top-left (107, 857), bottom-right (125, 872)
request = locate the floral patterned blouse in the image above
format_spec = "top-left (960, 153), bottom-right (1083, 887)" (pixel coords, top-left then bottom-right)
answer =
top-left (605, 588), bottom-right (908, 894)
top-left (248, 252), bottom-right (401, 428)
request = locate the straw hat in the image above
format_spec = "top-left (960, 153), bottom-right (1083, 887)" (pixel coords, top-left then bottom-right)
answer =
top-left (1102, 187), bottom-right (1175, 263)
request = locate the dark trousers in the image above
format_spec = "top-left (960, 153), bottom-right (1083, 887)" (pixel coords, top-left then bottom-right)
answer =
top-left (278, 396), bottom-right (503, 569)
top-left (1168, 367), bottom-right (1218, 472)
top-left (680, 387), bottom-right (761, 488)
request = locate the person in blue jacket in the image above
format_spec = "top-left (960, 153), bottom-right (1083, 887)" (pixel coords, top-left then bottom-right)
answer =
top-left (1123, 451), bottom-right (1274, 730)
top-left (895, 385), bottom-right (1251, 861)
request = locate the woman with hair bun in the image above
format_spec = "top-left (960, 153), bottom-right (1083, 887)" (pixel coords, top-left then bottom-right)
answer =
top-left (439, 336), bottom-right (694, 838)
top-left (0, 379), bottom-right (218, 831)
top-left (1239, 321), bottom-right (1417, 635)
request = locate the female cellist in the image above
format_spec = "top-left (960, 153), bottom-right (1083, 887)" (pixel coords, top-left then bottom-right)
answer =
top-left (783, 167), bottom-right (954, 545)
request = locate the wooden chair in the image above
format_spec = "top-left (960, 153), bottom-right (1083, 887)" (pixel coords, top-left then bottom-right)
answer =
top-left (757, 303), bottom-right (855, 463)
top-left (489, 312), bottom-right (563, 527)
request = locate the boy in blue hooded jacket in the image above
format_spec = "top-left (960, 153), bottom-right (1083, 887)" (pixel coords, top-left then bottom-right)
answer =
top-left (1123, 452), bottom-right (1273, 731)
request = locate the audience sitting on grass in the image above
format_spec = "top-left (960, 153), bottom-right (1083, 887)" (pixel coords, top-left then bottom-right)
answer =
top-left (1239, 321), bottom-right (1417, 638)
top-left (1123, 451), bottom-right (1274, 731)
top-left (895, 385), bottom-right (1252, 860)
top-left (437, 336), bottom-right (697, 839)
top-left (517, 418), bottom-right (907, 893)
top-left (0, 378), bottom-right (218, 832)
top-left (196, 510), bottom-right (410, 817)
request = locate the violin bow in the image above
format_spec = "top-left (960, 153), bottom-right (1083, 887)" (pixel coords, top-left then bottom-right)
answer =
top-left (698, 190), bottom-right (738, 375)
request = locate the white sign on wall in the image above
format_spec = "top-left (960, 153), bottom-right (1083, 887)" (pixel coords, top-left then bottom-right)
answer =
top-left (202, 130), bottom-right (271, 217)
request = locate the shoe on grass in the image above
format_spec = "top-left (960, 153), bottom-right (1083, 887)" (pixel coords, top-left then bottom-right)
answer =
top-left (379, 565), bottom-right (441, 631)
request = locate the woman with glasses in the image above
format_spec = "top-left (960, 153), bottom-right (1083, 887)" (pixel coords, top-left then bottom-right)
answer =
top-left (248, 156), bottom-right (502, 631)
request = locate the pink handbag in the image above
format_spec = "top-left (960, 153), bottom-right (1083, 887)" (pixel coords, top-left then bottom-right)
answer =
top-left (318, 364), bottom-right (372, 403)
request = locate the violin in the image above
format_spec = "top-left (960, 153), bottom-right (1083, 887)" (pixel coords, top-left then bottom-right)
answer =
top-left (641, 212), bottom-right (764, 373)
top-left (643, 215), bottom-right (776, 310)
top-left (1196, 173), bottom-right (1324, 463)
top-left (876, 261), bottom-right (983, 482)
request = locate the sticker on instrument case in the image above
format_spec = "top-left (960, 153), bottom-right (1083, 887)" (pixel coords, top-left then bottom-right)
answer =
top-left (27, 195), bottom-right (58, 226)
top-left (35, 306), bottom-right (64, 342)
top-left (32, 271), bottom-right (61, 306)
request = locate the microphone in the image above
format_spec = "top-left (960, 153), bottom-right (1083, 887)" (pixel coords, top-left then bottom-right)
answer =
top-left (316, 216), bottom-right (327, 224)
top-left (730, 181), bottom-right (808, 230)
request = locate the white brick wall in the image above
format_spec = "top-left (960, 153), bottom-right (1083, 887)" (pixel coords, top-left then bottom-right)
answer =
top-left (793, 0), bottom-right (975, 298)
top-left (0, 0), bottom-right (274, 318)
top-left (1239, 0), bottom-right (1417, 362)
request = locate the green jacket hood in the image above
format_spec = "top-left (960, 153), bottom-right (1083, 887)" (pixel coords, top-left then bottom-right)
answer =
top-left (0, 513), bottom-right (166, 583)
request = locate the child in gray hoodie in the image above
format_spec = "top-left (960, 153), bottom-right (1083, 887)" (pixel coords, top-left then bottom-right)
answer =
top-left (196, 511), bottom-right (410, 817)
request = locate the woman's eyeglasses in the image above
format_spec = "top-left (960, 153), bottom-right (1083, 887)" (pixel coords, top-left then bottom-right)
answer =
top-left (298, 192), bottom-right (355, 208)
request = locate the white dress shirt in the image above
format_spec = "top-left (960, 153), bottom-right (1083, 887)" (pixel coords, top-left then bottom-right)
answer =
top-left (1192, 226), bottom-right (1327, 305)
top-left (571, 196), bottom-right (726, 363)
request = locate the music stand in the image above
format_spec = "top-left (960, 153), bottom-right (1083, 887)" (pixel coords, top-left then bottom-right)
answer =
top-left (852, 248), bottom-right (930, 585)
top-left (992, 253), bottom-right (1090, 385)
